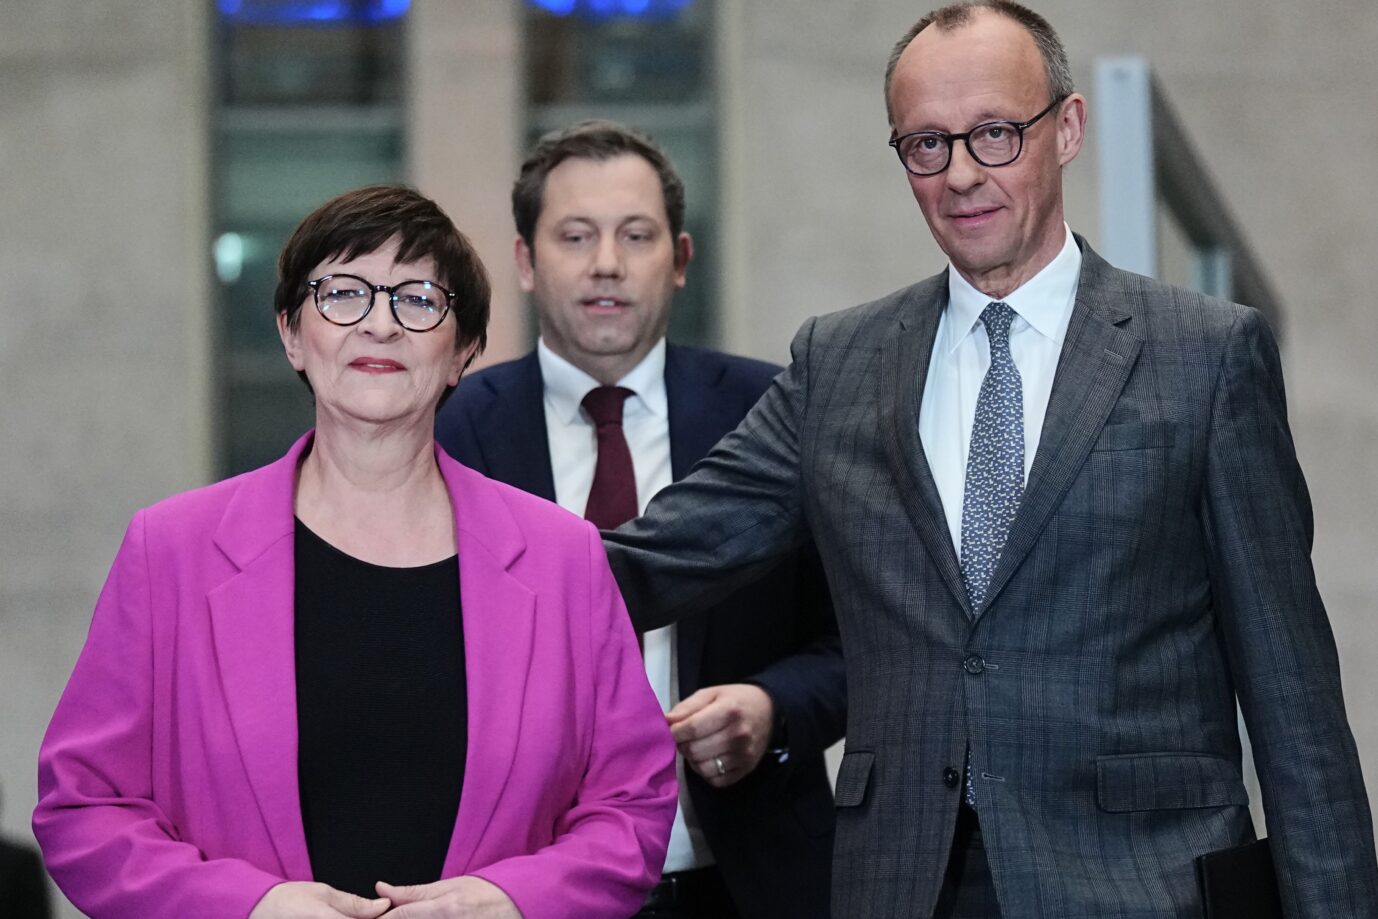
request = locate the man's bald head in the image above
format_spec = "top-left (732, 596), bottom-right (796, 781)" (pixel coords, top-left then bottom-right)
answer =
top-left (884, 0), bottom-right (1073, 128)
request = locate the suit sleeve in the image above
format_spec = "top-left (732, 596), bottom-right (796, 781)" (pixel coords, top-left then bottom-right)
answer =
top-left (606, 319), bottom-right (817, 633)
top-left (32, 512), bottom-right (282, 919)
top-left (7, 843), bottom-right (55, 919)
top-left (743, 543), bottom-right (846, 760)
top-left (435, 392), bottom-right (485, 471)
top-left (470, 524), bottom-right (677, 919)
top-left (1202, 307), bottom-right (1378, 915)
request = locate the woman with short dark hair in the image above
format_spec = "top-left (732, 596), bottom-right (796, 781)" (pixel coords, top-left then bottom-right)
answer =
top-left (34, 185), bottom-right (676, 919)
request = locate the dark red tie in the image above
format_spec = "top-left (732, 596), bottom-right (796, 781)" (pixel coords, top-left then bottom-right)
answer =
top-left (581, 386), bottom-right (639, 530)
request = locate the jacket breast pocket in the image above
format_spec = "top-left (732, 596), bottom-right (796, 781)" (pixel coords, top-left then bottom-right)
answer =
top-left (1096, 752), bottom-right (1249, 812)
top-left (1090, 420), bottom-right (1176, 452)
top-left (833, 750), bottom-right (875, 808)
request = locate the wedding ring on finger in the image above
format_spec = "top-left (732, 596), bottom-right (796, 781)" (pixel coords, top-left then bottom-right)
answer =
top-left (714, 755), bottom-right (726, 777)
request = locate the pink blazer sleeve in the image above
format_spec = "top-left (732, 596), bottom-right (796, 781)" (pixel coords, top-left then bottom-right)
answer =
top-left (33, 512), bottom-right (282, 919)
top-left (470, 525), bottom-right (677, 919)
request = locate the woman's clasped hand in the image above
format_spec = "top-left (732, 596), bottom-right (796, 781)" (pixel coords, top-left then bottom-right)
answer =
top-left (248, 876), bottom-right (520, 919)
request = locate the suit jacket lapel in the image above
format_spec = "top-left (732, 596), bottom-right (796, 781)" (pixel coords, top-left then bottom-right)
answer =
top-left (978, 242), bottom-right (1142, 614)
top-left (665, 344), bottom-right (730, 482)
top-left (472, 352), bottom-right (557, 501)
top-left (437, 452), bottom-right (537, 875)
top-left (663, 344), bottom-right (722, 692)
top-left (880, 273), bottom-right (974, 619)
top-left (208, 433), bottom-right (313, 880)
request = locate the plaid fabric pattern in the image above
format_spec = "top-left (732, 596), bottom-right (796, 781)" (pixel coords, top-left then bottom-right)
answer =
top-left (607, 241), bottom-right (1378, 917)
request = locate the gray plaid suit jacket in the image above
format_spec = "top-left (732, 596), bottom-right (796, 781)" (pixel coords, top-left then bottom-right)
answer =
top-left (606, 239), bottom-right (1378, 917)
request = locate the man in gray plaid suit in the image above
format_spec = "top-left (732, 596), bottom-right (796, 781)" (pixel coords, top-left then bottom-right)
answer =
top-left (605, 1), bottom-right (1378, 917)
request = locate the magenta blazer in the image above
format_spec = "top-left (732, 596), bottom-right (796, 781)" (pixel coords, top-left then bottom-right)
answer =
top-left (34, 433), bottom-right (676, 919)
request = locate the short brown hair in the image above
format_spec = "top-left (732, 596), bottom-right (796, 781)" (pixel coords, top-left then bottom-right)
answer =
top-left (274, 184), bottom-right (491, 400)
top-left (511, 120), bottom-right (686, 255)
top-left (884, 0), bottom-right (1074, 126)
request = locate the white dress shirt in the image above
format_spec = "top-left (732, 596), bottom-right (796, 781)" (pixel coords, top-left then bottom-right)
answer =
top-left (537, 338), bottom-right (715, 872)
top-left (918, 226), bottom-right (1082, 553)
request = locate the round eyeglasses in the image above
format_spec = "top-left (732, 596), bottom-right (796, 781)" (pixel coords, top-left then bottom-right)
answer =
top-left (306, 275), bottom-right (455, 333)
top-left (889, 96), bottom-right (1066, 177)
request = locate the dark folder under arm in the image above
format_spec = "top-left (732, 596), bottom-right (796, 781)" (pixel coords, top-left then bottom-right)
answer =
top-left (1195, 837), bottom-right (1283, 918)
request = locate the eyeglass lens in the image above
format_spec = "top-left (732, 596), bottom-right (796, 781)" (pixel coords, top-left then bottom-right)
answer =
top-left (903, 123), bottom-right (1023, 175)
top-left (315, 276), bottom-right (447, 331)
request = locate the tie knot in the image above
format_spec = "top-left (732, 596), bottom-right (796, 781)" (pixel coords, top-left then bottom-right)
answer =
top-left (582, 385), bottom-right (634, 427)
top-left (980, 301), bottom-right (1015, 342)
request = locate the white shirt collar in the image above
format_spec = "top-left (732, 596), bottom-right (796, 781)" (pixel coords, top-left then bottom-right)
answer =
top-left (537, 337), bottom-right (669, 425)
top-left (943, 224), bottom-right (1082, 353)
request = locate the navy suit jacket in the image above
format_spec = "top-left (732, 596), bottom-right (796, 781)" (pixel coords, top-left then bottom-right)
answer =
top-left (437, 343), bottom-right (846, 919)
top-left (1, 837), bottom-right (52, 919)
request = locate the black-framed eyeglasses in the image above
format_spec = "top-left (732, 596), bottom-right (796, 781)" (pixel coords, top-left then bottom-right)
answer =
top-left (306, 275), bottom-right (455, 333)
top-left (889, 96), bottom-right (1066, 177)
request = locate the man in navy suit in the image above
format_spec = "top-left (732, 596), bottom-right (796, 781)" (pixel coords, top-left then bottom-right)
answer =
top-left (435, 120), bottom-right (845, 919)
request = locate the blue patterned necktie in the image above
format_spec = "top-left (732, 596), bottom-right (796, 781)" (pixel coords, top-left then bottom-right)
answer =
top-left (959, 301), bottom-right (1024, 808)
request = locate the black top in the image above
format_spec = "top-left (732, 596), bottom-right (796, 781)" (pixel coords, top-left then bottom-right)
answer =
top-left (294, 519), bottom-right (467, 898)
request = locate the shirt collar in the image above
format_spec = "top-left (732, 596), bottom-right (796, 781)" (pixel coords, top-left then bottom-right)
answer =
top-left (943, 224), bottom-right (1082, 352)
top-left (537, 337), bottom-right (669, 425)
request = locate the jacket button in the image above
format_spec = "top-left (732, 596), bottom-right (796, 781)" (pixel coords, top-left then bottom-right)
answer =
top-left (943, 767), bottom-right (960, 788)
top-left (963, 653), bottom-right (985, 674)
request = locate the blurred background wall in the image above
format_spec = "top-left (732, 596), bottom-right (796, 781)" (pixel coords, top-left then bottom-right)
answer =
top-left (2, 1), bottom-right (1374, 914)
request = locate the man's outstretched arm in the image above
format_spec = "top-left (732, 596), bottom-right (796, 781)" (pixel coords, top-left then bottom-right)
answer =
top-left (605, 317), bottom-right (819, 633)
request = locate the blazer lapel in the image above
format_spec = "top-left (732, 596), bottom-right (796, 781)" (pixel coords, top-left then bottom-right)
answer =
top-left (880, 274), bottom-right (974, 619)
top-left (208, 433), bottom-right (313, 881)
top-left (207, 434), bottom-right (542, 879)
top-left (437, 453), bottom-right (538, 875)
top-left (472, 353), bottom-right (557, 501)
top-left (978, 243), bottom-right (1142, 614)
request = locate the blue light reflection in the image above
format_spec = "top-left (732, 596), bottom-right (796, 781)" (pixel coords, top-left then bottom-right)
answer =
top-left (527, 0), bottom-right (695, 21)
top-left (217, 0), bottom-right (411, 26)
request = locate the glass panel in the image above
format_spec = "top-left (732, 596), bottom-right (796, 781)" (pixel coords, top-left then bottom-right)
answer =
top-left (216, 225), bottom-right (290, 353)
top-left (217, 120), bottom-right (403, 224)
top-left (526, 1), bottom-right (710, 105)
top-left (218, 4), bottom-right (405, 106)
top-left (213, 0), bottom-right (407, 475)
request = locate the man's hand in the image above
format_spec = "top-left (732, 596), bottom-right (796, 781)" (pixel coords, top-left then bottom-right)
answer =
top-left (249, 882), bottom-right (390, 919)
top-left (667, 683), bottom-right (775, 788)
top-left (376, 877), bottom-right (521, 918)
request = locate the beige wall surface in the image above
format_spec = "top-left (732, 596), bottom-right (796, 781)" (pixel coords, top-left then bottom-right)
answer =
top-left (0, 2), bottom-right (212, 915)
top-left (407, 0), bottom-right (526, 370)
top-left (718, 0), bottom-right (1378, 835)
